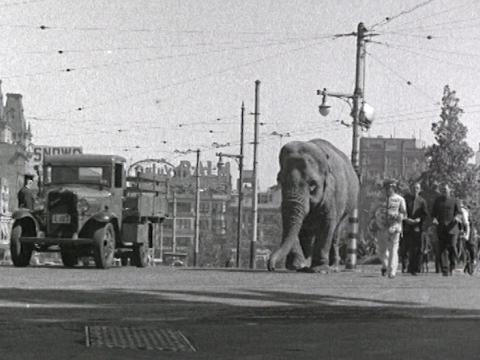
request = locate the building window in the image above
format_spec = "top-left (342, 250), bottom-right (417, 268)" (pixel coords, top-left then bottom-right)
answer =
top-left (200, 202), bottom-right (210, 213)
top-left (177, 218), bottom-right (192, 230)
top-left (176, 236), bottom-right (192, 248)
top-left (163, 218), bottom-right (173, 229)
top-left (212, 202), bottom-right (225, 213)
top-left (200, 219), bottom-right (210, 230)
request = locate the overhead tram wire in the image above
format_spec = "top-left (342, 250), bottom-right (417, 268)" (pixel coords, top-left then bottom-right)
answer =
top-left (0, 33), bottom-right (338, 57)
top-left (0, 0), bottom-right (47, 7)
top-left (0, 21), bottom-right (344, 38)
top-left (378, 0), bottom-right (474, 30)
top-left (372, 41), bottom-right (480, 72)
top-left (384, 15), bottom-right (480, 33)
top-left (369, 0), bottom-right (438, 30)
top-left (366, 50), bottom-right (439, 104)
top-left (0, 35), bottom-right (334, 80)
top-left (35, 37), bottom-right (336, 119)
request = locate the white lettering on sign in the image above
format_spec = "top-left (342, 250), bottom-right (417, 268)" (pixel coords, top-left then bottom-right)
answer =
top-left (31, 145), bottom-right (83, 165)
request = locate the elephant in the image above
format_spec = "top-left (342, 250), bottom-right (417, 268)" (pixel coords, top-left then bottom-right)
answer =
top-left (267, 138), bottom-right (359, 273)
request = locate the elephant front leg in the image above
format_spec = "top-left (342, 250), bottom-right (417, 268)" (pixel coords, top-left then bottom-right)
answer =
top-left (285, 227), bottom-right (312, 271)
top-left (309, 219), bottom-right (336, 273)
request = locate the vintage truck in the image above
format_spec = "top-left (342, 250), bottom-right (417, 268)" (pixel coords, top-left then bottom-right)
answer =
top-left (10, 154), bottom-right (167, 269)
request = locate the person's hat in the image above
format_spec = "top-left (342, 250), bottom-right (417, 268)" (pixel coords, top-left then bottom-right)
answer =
top-left (24, 173), bottom-right (34, 181)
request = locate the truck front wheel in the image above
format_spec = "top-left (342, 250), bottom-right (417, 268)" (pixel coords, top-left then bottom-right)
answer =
top-left (93, 223), bottom-right (115, 269)
top-left (10, 224), bottom-right (33, 267)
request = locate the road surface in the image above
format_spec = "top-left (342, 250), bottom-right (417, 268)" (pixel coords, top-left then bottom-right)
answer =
top-left (1, 264), bottom-right (479, 359)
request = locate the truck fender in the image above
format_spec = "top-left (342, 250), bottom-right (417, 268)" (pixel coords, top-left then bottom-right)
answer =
top-left (11, 210), bottom-right (40, 235)
top-left (82, 213), bottom-right (120, 244)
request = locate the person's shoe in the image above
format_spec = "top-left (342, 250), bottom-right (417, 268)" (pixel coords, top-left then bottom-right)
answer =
top-left (442, 272), bottom-right (449, 277)
top-left (410, 272), bottom-right (417, 276)
top-left (388, 274), bottom-right (395, 279)
top-left (381, 268), bottom-right (387, 276)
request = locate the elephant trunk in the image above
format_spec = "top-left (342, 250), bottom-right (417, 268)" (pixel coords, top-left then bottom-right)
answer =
top-left (268, 192), bottom-right (307, 271)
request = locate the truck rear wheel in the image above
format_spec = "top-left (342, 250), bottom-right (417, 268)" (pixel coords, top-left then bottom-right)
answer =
top-left (61, 250), bottom-right (78, 268)
top-left (10, 224), bottom-right (33, 267)
top-left (93, 223), bottom-right (115, 269)
top-left (132, 244), bottom-right (149, 268)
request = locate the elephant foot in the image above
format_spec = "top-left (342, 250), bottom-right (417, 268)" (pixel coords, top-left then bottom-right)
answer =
top-left (330, 265), bottom-right (340, 273)
top-left (307, 264), bottom-right (331, 274)
top-left (267, 251), bottom-right (281, 271)
top-left (286, 251), bottom-right (307, 271)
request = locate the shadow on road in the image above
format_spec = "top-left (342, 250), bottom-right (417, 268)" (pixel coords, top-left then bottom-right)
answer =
top-left (0, 285), bottom-right (477, 325)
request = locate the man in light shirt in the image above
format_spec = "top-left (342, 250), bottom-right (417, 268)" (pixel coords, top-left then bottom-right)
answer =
top-left (377, 179), bottom-right (407, 279)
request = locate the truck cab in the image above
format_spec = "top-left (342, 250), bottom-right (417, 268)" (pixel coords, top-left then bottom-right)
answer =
top-left (10, 154), bottom-right (166, 269)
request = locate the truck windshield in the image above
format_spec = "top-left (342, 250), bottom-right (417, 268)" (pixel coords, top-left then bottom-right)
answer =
top-left (46, 166), bottom-right (111, 186)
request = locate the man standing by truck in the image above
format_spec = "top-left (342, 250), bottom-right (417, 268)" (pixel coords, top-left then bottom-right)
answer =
top-left (17, 174), bottom-right (35, 210)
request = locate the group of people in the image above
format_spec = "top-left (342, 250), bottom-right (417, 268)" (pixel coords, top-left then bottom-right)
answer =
top-left (373, 179), bottom-right (477, 278)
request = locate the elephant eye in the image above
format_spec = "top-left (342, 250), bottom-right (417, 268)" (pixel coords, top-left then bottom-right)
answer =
top-left (308, 181), bottom-right (317, 194)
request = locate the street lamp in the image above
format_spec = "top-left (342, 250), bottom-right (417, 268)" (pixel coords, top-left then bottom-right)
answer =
top-left (315, 22), bottom-right (375, 271)
top-left (318, 90), bottom-right (331, 116)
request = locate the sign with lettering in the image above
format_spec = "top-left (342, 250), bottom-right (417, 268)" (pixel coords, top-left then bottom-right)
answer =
top-left (31, 145), bottom-right (83, 165)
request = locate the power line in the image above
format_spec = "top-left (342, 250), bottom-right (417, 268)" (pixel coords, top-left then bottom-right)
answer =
top-left (373, 41), bottom-right (480, 72)
top-left (0, 0), bottom-right (47, 7)
top-left (370, 0), bottom-right (437, 29)
top-left (381, 0), bottom-right (474, 30)
top-left (35, 37), bottom-right (332, 118)
top-left (387, 15), bottom-right (480, 33)
top-left (1, 36), bottom-right (331, 80)
top-left (366, 50), bottom-right (438, 104)
top-left (0, 21), bottom-right (344, 38)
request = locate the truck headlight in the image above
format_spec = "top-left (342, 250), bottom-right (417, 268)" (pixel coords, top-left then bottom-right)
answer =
top-left (78, 198), bottom-right (90, 214)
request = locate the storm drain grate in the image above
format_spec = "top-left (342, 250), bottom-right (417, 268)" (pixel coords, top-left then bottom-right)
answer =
top-left (85, 326), bottom-right (196, 352)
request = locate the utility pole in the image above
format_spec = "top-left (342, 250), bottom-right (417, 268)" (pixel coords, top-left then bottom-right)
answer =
top-left (317, 22), bottom-right (368, 270)
top-left (351, 22), bottom-right (367, 176)
top-left (250, 80), bottom-right (260, 269)
top-left (193, 149), bottom-right (201, 267)
top-left (236, 102), bottom-right (245, 268)
top-left (172, 191), bottom-right (177, 254)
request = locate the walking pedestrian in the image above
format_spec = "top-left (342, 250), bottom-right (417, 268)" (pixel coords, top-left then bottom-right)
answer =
top-left (431, 183), bottom-right (462, 276)
top-left (377, 179), bottom-right (407, 279)
top-left (421, 227), bottom-right (433, 273)
top-left (403, 182), bottom-right (429, 275)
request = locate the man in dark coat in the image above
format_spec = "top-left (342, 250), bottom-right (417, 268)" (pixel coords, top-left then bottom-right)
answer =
top-left (431, 183), bottom-right (462, 276)
top-left (17, 174), bottom-right (35, 210)
top-left (403, 182), bottom-right (429, 275)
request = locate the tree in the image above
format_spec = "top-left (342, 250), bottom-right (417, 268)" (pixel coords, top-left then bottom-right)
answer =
top-left (423, 85), bottom-right (476, 199)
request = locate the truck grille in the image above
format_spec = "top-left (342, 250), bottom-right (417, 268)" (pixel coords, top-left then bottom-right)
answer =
top-left (47, 191), bottom-right (78, 237)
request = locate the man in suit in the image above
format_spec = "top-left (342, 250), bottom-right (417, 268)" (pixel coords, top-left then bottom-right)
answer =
top-left (403, 182), bottom-right (429, 276)
top-left (17, 174), bottom-right (35, 210)
top-left (431, 183), bottom-right (462, 276)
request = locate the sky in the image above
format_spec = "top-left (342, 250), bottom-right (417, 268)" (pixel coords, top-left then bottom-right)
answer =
top-left (2, 0), bottom-right (480, 189)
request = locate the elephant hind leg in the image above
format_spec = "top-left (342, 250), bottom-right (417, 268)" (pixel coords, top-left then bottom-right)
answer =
top-left (329, 213), bottom-right (349, 271)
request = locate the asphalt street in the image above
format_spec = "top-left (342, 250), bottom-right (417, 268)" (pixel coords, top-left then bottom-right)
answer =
top-left (1, 264), bottom-right (480, 359)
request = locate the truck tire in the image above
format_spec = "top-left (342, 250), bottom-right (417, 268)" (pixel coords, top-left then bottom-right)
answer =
top-left (61, 250), bottom-right (78, 268)
top-left (10, 224), bottom-right (33, 267)
top-left (93, 223), bottom-right (115, 269)
top-left (132, 244), bottom-right (149, 268)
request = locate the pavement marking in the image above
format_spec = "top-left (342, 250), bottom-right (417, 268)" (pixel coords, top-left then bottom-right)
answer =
top-left (85, 325), bottom-right (197, 352)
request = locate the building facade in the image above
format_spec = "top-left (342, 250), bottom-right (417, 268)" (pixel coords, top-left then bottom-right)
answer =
top-left (130, 159), bottom-right (232, 266)
top-left (0, 82), bottom-right (33, 214)
top-left (359, 136), bottom-right (426, 181)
